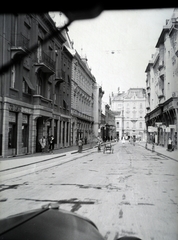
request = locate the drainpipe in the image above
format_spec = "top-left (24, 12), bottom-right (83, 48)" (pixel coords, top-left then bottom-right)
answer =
top-left (1, 14), bottom-right (6, 157)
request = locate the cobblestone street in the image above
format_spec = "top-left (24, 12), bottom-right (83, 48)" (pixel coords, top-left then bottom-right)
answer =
top-left (0, 142), bottom-right (178, 240)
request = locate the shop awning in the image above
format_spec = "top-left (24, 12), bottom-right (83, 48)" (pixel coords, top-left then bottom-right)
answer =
top-left (24, 77), bottom-right (35, 91)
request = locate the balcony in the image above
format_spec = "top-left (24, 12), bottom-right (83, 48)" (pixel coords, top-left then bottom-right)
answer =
top-left (33, 95), bottom-right (52, 109)
top-left (130, 118), bottom-right (138, 122)
top-left (146, 101), bottom-right (150, 110)
top-left (35, 51), bottom-right (55, 74)
top-left (11, 33), bottom-right (29, 58)
top-left (71, 108), bottom-right (94, 122)
top-left (157, 87), bottom-right (164, 99)
top-left (159, 67), bottom-right (165, 79)
top-left (55, 70), bottom-right (65, 84)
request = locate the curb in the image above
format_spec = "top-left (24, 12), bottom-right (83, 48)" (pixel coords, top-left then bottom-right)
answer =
top-left (0, 148), bottom-right (96, 182)
top-left (138, 143), bottom-right (178, 162)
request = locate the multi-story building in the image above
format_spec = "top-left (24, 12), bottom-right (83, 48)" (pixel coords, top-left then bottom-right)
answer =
top-left (110, 88), bottom-right (146, 141)
top-left (93, 84), bottom-right (104, 138)
top-left (145, 9), bottom-right (178, 149)
top-left (0, 13), bottom-right (72, 157)
top-left (123, 88), bottom-right (146, 141)
top-left (70, 52), bottom-right (96, 145)
top-left (110, 89), bottom-right (125, 140)
top-left (100, 103), bottom-right (116, 141)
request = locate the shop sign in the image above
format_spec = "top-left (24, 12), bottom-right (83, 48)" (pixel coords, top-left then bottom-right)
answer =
top-left (148, 126), bottom-right (157, 132)
top-left (22, 114), bottom-right (28, 124)
top-left (155, 122), bottom-right (162, 127)
top-left (166, 127), bottom-right (170, 132)
top-left (148, 126), bottom-right (153, 132)
top-left (9, 104), bottom-right (21, 112)
top-left (169, 124), bottom-right (176, 129)
top-left (152, 127), bottom-right (157, 132)
top-left (21, 107), bottom-right (33, 114)
top-left (9, 112), bottom-right (16, 123)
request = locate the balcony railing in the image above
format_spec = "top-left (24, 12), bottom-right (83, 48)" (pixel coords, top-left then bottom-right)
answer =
top-left (71, 108), bottom-right (94, 122)
top-left (37, 50), bottom-right (55, 72)
top-left (33, 95), bottom-right (52, 109)
top-left (11, 33), bottom-right (29, 50)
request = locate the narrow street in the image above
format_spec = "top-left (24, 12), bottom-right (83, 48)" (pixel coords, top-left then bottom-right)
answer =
top-left (0, 142), bottom-right (178, 240)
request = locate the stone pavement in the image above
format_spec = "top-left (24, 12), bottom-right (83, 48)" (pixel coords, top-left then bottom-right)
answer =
top-left (137, 141), bottom-right (178, 161)
top-left (0, 143), bottom-right (96, 181)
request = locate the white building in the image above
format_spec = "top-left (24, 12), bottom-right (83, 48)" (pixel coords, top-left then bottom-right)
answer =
top-left (110, 88), bottom-right (146, 141)
top-left (123, 88), bottom-right (146, 141)
top-left (110, 90), bottom-right (125, 140)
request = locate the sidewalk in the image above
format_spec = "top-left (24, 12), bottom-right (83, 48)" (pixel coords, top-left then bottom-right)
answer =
top-left (0, 144), bottom-right (96, 181)
top-left (138, 141), bottom-right (178, 161)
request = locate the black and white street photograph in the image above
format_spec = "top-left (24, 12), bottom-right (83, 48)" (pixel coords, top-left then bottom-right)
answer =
top-left (0, 7), bottom-right (178, 240)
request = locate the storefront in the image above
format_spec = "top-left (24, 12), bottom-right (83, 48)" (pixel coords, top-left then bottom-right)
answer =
top-left (22, 114), bottom-right (29, 154)
top-left (8, 111), bottom-right (17, 156)
top-left (145, 97), bottom-right (178, 149)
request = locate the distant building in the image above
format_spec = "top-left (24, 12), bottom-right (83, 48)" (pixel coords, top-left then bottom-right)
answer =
top-left (124, 88), bottom-right (146, 141)
top-left (110, 88), bottom-right (146, 141)
top-left (110, 90), bottom-right (125, 140)
top-left (93, 85), bottom-right (104, 139)
top-left (100, 104), bottom-right (116, 141)
top-left (145, 8), bottom-right (178, 149)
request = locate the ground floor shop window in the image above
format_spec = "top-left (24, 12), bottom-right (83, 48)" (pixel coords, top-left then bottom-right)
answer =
top-left (54, 120), bottom-right (58, 144)
top-left (22, 114), bottom-right (29, 148)
top-left (8, 112), bottom-right (17, 149)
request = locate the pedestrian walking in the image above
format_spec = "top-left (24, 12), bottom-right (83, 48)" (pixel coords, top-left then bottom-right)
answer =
top-left (97, 137), bottom-right (101, 152)
top-left (49, 135), bottom-right (55, 153)
top-left (39, 136), bottom-right (46, 153)
top-left (167, 137), bottom-right (173, 151)
top-left (78, 139), bottom-right (83, 153)
top-left (133, 136), bottom-right (136, 146)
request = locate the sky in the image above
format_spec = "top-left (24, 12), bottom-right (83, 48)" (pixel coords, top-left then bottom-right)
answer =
top-left (50, 8), bottom-right (174, 103)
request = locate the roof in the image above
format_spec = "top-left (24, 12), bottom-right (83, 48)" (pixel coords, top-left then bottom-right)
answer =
top-left (155, 26), bottom-right (170, 48)
top-left (124, 88), bottom-right (146, 99)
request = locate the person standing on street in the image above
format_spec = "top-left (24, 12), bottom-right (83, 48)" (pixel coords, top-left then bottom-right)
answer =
top-left (39, 136), bottom-right (46, 153)
top-left (49, 135), bottom-right (55, 153)
top-left (168, 137), bottom-right (173, 151)
top-left (78, 139), bottom-right (83, 153)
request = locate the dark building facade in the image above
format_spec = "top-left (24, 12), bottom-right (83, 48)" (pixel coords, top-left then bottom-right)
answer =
top-left (0, 14), bottom-right (72, 157)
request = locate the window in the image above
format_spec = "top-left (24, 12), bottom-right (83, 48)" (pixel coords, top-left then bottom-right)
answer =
top-left (117, 122), bottom-right (119, 128)
top-left (11, 65), bottom-right (16, 88)
top-left (139, 122), bottom-right (142, 128)
top-left (22, 78), bottom-right (31, 94)
top-left (37, 77), bottom-right (42, 95)
top-left (47, 83), bottom-right (51, 99)
top-left (37, 39), bottom-right (42, 62)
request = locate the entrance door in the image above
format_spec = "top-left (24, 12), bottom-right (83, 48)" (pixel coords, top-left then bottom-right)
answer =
top-left (36, 117), bottom-right (43, 152)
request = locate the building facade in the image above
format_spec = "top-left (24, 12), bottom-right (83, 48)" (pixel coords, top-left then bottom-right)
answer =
top-left (123, 88), bottom-right (146, 141)
top-left (93, 84), bottom-right (104, 138)
top-left (110, 89), bottom-right (125, 140)
top-left (100, 104), bottom-right (116, 141)
top-left (110, 88), bottom-right (146, 141)
top-left (145, 9), bottom-right (178, 149)
top-left (70, 52), bottom-right (96, 145)
top-left (0, 13), bottom-right (73, 157)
